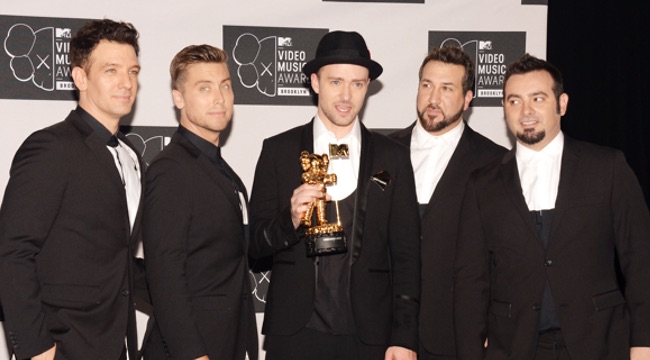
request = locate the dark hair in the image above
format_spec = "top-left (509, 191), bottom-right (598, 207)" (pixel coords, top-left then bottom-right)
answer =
top-left (70, 19), bottom-right (139, 71)
top-left (503, 53), bottom-right (564, 101)
top-left (418, 45), bottom-right (474, 93)
top-left (170, 45), bottom-right (228, 90)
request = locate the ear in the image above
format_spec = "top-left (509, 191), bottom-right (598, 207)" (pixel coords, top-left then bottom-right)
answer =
top-left (71, 67), bottom-right (87, 91)
top-left (172, 89), bottom-right (185, 110)
top-left (558, 93), bottom-right (569, 116)
top-left (463, 90), bottom-right (474, 111)
top-left (310, 73), bottom-right (320, 94)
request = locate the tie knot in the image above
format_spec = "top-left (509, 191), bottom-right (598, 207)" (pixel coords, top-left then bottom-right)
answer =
top-left (107, 135), bottom-right (119, 148)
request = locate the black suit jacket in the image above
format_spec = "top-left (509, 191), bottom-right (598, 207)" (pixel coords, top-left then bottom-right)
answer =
top-left (390, 122), bottom-right (506, 356)
top-left (453, 136), bottom-right (650, 360)
top-left (249, 120), bottom-right (421, 351)
top-left (142, 131), bottom-right (257, 360)
top-left (0, 110), bottom-right (143, 360)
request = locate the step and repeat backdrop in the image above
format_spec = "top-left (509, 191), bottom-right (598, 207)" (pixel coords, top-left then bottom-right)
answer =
top-left (0, 0), bottom-right (546, 358)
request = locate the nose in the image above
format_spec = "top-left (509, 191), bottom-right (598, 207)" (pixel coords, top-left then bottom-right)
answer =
top-left (428, 88), bottom-right (441, 106)
top-left (214, 89), bottom-right (225, 104)
top-left (523, 101), bottom-right (535, 116)
top-left (341, 85), bottom-right (351, 101)
top-left (119, 71), bottom-right (134, 90)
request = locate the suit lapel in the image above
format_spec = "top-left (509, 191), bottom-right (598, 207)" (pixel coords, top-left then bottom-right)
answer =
top-left (119, 133), bottom-right (146, 244)
top-left (547, 137), bottom-right (578, 248)
top-left (499, 149), bottom-right (544, 246)
top-left (174, 133), bottom-right (242, 216)
top-left (350, 124), bottom-right (374, 264)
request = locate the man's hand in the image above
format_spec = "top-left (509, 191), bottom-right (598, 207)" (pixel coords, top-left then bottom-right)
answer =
top-left (290, 183), bottom-right (329, 228)
top-left (194, 356), bottom-right (209, 360)
top-left (32, 344), bottom-right (56, 360)
top-left (631, 346), bottom-right (650, 360)
top-left (384, 346), bottom-right (416, 360)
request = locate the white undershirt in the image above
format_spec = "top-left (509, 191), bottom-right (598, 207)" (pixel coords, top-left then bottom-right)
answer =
top-left (410, 120), bottom-right (464, 204)
top-left (313, 115), bottom-right (361, 201)
top-left (516, 131), bottom-right (564, 211)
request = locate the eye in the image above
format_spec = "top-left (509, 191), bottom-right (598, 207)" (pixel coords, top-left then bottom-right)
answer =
top-left (533, 96), bottom-right (545, 102)
top-left (353, 82), bottom-right (364, 88)
top-left (106, 68), bottom-right (116, 74)
top-left (222, 83), bottom-right (231, 90)
top-left (508, 99), bottom-right (521, 106)
top-left (129, 69), bottom-right (140, 75)
top-left (331, 80), bottom-right (340, 85)
top-left (443, 86), bottom-right (453, 92)
top-left (200, 86), bottom-right (211, 92)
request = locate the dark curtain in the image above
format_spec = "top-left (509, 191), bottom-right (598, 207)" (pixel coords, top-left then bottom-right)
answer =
top-left (547, 2), bottom-right (650, 206)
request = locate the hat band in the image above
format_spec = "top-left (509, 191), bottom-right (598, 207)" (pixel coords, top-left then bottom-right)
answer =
top-left (317, 48), bottom-right (370, 59)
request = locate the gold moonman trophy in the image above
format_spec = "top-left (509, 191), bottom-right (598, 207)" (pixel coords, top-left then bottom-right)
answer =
top-left (299, 150), bottom-right (347, 256)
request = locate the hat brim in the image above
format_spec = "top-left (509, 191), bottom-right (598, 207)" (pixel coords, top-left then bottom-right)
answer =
top-left (303, 55), bottom-right (383, 81)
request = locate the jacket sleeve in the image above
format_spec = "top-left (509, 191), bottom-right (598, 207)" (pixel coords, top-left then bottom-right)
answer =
top-left (610, 151), bottom-right (650, 346)
top-left (387, 149), bottom-right (421, 351)
top-left (453, 175), bottom-right (490, 360)
top-left (249, 139), bottom-right (302, 259)
top-left (143, 157), bottom-right (208, 359)
top-left (0, 131), bottom-right (65, 358)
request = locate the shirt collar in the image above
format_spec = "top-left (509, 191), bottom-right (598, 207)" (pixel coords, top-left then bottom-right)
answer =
top-left (177, 125), bottom-right (221, 161)
top-left (313, 114), bottom-right (361, 144)
top-left (75, 106), bottom-right (115, 144)
top-left (313, 114), bottom-right (362, 158)
top-left (412, 118), bottom-right (465, 149)
top-left (516, 131), bottom-right (564, 164)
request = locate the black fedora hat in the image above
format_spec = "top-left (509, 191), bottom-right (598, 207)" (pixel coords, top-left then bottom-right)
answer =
top-left (303, 31), bottom-right (383, 81)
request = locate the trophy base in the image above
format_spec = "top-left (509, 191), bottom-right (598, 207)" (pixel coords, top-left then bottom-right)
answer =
top-left (305, 230), bottom-right (347, 257)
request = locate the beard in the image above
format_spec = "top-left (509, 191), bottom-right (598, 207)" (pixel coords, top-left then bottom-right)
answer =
top-left (516, 128), bottom-right (546, 145)
top-left (417, 104), bottom-right (464, 133)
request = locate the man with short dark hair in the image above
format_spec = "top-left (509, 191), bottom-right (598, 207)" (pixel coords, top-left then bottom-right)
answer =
top-left (142, 44), bottom-right (258, 360)
top-left (0, 19), bottom-right (143, 360)
top-left (391, 46), bottom-right (506, 360)
top-left (453, 54), bottom-right (650, 360)
top-left (249, 31), bottom-right (421, 360)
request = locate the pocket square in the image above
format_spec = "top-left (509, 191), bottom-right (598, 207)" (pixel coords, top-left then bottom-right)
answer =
top-left (370, 170), bottom-right (391, 191)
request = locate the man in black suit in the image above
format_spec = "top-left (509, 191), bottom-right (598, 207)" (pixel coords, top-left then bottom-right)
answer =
top-left (390, 46), bottom-right (506, 360)
top-left (453, 54), bottom-right (650, 360)
top-left (249, 31), bottom-right (421, 360)
top-left (0, 19), bottom-right (143, 360)
top-left (142, 45), bottom-right (257, 360)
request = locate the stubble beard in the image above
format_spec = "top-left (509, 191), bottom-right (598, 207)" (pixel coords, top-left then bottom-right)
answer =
top-left (418, 105), bottom-right (464, 133)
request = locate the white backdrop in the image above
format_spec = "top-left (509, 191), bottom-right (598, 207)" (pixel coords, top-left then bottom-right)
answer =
top-left (0, 0), bottom-right (547, 358)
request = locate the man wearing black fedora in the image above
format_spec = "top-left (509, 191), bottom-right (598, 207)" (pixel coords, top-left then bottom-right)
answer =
top-left (249, 31), bottom-right (421, 359)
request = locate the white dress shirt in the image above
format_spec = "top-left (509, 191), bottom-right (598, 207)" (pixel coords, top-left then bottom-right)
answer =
top-left (313, 115), bottom-right (361, 201)
top-left (516, 131), bottom-right (564, 211)
top-left (410, 120), bottom-right (464, 204)
top-left (107, 138), bottom-right (141, 232)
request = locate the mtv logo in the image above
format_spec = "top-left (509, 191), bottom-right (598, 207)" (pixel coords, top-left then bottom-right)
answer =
top-left (278, 37), bottom-right (292, 46)
top-left (479, 41), bottom-right (492, 50)
top-left (56, 28), bottom-right (71, 38)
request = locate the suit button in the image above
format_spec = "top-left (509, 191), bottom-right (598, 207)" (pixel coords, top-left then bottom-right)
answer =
top-left (544, 259), bottom-right (553, 267)
top-left (532, 304), bottom-right (541, 311)
top-left (121, 289), bottom-right (130, 297)
top-left (242, 292), bottom-right (250, 301)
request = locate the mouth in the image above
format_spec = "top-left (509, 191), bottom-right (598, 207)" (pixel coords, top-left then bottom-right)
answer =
top-left (335, 103), bottom-right (352, 114)
top-left (519, 118), bottom-right (539, 129)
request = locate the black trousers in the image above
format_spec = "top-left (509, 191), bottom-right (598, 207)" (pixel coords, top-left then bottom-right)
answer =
top-left (265, 327), bottom-right (386, 360)
top-left (534, 330), bottom-right (572, 360)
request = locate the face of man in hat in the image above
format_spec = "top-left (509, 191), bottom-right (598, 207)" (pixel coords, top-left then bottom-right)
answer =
top-left (310, 63), bottom-right (370, 138)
